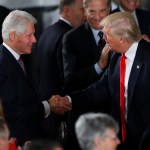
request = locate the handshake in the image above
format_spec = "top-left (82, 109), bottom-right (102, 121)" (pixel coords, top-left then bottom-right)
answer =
top-left (48, 95), bottom-right (72, 115)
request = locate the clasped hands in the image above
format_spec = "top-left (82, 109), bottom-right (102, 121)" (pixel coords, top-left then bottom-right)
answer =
top-left (48, 95), bottom-right (71, 115)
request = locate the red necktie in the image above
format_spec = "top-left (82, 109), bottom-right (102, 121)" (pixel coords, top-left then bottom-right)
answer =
top-left (120, 54), bottom-right (126, 142)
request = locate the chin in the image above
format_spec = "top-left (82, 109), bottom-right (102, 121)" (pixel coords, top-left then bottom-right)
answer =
top-left (25, 50), bottom-right (32, 54)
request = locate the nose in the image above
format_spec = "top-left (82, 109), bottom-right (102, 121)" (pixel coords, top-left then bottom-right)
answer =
top-left (32, 35), bottom-right (36, 43)
top-left (94, 12), bottom-right (101, 20)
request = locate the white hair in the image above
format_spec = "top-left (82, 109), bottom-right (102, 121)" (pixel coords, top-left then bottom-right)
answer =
top-left (2, 10), bottom-right (37, 40)
top-left (75, 113), bottom-right (119, 150)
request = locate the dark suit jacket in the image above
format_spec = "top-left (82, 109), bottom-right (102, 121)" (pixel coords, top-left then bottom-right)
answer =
top-left (112, 8), bottom-right (150, 37)
top-left (63, 22), bottom-right (102, 93)
top-left (37, 19), bottom-right (72, 99)
top-left (36, 19), bottom-right (72, 138)
top-left (62, 22), bottom-right (107, 150)
top-left (0, 45), bottom-right (45, 146)
top-left (71, 39), bottom-right (150, 150)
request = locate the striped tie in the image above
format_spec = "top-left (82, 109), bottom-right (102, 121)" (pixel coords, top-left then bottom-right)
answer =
top-left (18, 56), bottom-right (26, 74)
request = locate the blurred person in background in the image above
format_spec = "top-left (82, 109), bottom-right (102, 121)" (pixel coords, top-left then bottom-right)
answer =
top-left (35, 0), bottom-right (86, 145)
top-left (112, 0), bottom-right (150, 42)
top-left (75, 113), bottom-right (120, 150)
top-left (24, 139), bottom-right (63, 150)
top-left (62, 0), bottom-right (111, 149)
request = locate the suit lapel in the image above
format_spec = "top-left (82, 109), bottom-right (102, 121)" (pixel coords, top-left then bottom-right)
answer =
top-left (128, 41), bottom-right (143, 106)
top-left (3, 46), bottom-right (30, 79)
top-left (85, 22), bottom-right (100, 55)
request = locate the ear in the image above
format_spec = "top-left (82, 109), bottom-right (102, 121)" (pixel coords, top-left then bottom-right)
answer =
top-left (93, 136), bottom-right (102, 149)
top-left (63, 5), bottom-right (71, 17)
top-left (9, 32), bottom-right (16, 42)
top-left (119, 37), bottom-right (125, 44)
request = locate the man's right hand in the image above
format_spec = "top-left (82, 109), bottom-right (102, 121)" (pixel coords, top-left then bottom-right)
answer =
top-left (98, 44), bottom-right (111, 69)
top-left (48, 95), bottom-right (71, 115)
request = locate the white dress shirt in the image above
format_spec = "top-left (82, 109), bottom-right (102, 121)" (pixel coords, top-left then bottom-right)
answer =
top-left (124, 42), bottom-right (139, 120)
top-left (91, 28), bottom-right (103, 75)
top-left (60, 17), bottom-right (72, 26)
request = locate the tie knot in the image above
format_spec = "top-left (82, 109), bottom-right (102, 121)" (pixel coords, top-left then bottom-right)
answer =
top-left (18, 57), bottom-right (23, 63)
top-left (98, 31), bottom-right (104, 39)
top-left (121, 54), bottom-right (126, 60)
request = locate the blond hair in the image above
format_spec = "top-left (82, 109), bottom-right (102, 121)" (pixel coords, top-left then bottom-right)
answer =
top-left (100, 12), bottom-right (142, 43)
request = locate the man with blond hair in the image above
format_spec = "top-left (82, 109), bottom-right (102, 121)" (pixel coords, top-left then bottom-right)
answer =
top-left (61, 12), bottom-right (150, 150)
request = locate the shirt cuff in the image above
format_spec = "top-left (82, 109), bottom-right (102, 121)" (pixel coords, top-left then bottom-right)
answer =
top-left (66, 96), bottom-right (72, 111)
top-left (94, 63), bottom-right (103, 75)
top-left (42, 101), bottom-right (50, 118)
top-left (66, 96), bottom-right (72, 103)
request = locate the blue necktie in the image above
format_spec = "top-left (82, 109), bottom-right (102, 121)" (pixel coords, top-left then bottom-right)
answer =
top-left (98, 31), bottom-right (106, 53)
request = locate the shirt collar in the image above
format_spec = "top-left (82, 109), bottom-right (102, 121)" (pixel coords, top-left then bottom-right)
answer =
top-left (91, 28), bottom-right (103, 44)
top-left (60, 17), bottom-right (72, 27)
top-left (125, 42), bottom-right (139, 61)
top-left (3, 42), bottom-right (20, 60)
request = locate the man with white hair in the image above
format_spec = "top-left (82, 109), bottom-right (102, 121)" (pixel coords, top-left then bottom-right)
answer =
top-left (0, 10), bottom-right (71, 146)
top-left (75, 113), bottom-right (120, 150)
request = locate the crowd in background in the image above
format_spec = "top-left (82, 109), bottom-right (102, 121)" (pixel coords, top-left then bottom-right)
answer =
top-left (0, 0), bottom-right (150, 150)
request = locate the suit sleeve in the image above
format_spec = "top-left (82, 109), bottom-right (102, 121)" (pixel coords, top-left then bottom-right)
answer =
top-left (70, 68), bottom-right (110, 113)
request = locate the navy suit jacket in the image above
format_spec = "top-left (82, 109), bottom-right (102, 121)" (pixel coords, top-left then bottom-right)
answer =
top-left (112, 8), bottom-right (150, 38)
top-left (0, 45), bottom-right (45, 145)
top-left (37, 19), bottom-right (72, 99)
top-left (63, 22), bottom-right (102, 93)
top-left (71, 39), bottom-right (150, 149)
top-left (36, 19), bottom-right (72, 137)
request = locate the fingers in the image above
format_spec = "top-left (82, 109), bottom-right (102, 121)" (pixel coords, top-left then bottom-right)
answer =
top-left (98, 44), bottom-right (111, 69)
top-left (49, 95), bottom-right (72, 115)
top-left (101, 44), bottom-right (111, 55)
top-left (142, 34), bottom-right (150, 43)
top-left (56, 96), bottom-right (72, 115)
top-left (9, 137), bottom-right (17, 144)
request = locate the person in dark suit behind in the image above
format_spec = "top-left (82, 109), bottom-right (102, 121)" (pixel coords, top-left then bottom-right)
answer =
top-left (25, 139), bottom-right (63, 150)
top-left (62, 0), bottom-right (111, 94)
top-left (0, 6), bottom-right (10, 44)
top-left (112, 0), bottom-right (150, 42)
top-left (60, 12), bottom-right (150, 150)
top-left (62, 0), bottom-right (111, 149)
top-left (0, 10), bottom-right (71, 146)
top-left (75, 113), bottom-right (120, 150)
top-left (37, 0), bottom-right (86, 105)
top-left (35, 0), bottom-right (86, 141)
